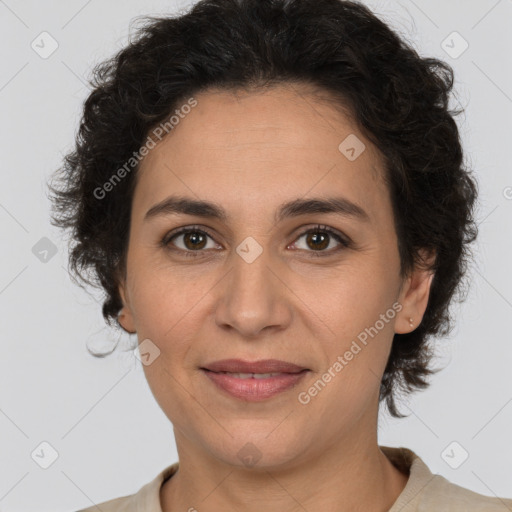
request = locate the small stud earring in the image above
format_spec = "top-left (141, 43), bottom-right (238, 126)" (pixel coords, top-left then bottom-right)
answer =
top-left (409, 317), bottom-right (414, 328)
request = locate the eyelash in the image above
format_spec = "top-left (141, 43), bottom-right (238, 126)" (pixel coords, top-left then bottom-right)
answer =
top-left (161, 224), bottom-right (352, 259)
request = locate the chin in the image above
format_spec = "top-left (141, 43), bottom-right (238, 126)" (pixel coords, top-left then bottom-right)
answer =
top-left (205, 430), bottom-right (309, 471)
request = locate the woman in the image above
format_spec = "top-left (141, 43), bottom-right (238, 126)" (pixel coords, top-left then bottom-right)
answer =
top-left (49, 0), bottom-right (512, 510)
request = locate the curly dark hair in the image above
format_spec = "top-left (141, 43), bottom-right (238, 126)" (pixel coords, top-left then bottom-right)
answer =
top-left (48, 0), bottom-right (478, 417)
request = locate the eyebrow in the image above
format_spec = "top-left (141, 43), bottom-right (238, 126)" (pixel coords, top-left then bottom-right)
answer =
top-left (144, 195), bottom-right (370, 224)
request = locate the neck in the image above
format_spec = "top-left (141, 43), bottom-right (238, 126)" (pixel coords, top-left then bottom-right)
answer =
top-left (160, 428), bottom-right (409, 512)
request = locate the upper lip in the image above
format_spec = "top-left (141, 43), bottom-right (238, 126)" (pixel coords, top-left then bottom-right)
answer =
top-left (201, 359), bottom-right (308, 374)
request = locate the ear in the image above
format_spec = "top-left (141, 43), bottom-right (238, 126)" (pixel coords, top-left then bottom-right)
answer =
top-left (395, 249), bottom-right (436, 334)
top-left (117, 279), bottom-right (136, 334)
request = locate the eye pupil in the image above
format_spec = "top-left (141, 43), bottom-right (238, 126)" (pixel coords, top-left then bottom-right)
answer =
top-left (184, 232), bottom-right (207, 250)
top-left (307, 232), bottom-right (329, 250)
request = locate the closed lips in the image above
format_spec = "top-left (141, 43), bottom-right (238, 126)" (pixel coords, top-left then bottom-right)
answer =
top-left (201, 358), bottom-right (309, 374)
top-left (213, 372), bottom-right (294, 379)
top-left (201, 360), bottom-right (310, 401)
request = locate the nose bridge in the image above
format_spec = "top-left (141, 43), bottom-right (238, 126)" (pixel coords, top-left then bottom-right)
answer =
top-left (233, 237), bottom-right (272, 296)
top-left (214, 236), bottom-right (291, 336)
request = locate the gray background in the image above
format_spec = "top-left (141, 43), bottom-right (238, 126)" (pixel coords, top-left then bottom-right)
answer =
top-left (1, 0), bottom-right (511, 510)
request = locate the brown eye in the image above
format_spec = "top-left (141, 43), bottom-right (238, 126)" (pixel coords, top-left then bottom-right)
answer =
top-left (162, 224), bottom-right (351, 259)
top-left (163, 227), bottom-right (217, 256)
top-left (305, 231), bottom-right (330, 251)
top-left (181, 231), bottom-right (208, 250)
top-left (290, 225), bottom-right (351, 257)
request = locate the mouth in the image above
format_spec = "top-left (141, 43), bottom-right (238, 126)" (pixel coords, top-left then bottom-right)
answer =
top-left (200, 359), bottom-right (310, 401)
top-left (200, 358), bottom-right (309, 374)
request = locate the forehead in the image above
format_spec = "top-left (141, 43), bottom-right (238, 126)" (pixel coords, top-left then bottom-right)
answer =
top-left (133, 84), bottom-right (389, 224)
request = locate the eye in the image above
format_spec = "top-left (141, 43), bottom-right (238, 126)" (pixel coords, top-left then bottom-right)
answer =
top-left (162, 225), bottom-right (219, 257)
top-left (161, 224), bottom-right (351, 258)
top-left (289, 225), bottom-right (351, 257)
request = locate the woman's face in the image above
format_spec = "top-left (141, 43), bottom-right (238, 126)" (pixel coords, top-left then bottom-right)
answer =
top-left (118, 84), bottom-right (432, 469)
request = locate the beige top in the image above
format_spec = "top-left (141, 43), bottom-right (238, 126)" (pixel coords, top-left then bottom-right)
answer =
top-left (76, 446), bottom-right (512, 511)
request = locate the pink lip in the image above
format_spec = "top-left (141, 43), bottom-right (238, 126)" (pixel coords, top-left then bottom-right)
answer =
top-left (200, 359), bottom-right (310, 401)
top-left (202, 369), bottom-right (309, 401)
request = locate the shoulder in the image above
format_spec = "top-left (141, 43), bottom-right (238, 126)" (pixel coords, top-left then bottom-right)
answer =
top-left (76, 493), bottom-right (134, 512)
top-left (73, 462), bottom-right (179, 512)
top-left (420, 473), bottom-right (512, 511)
top-left (381, 446), bottom-right (512, 512)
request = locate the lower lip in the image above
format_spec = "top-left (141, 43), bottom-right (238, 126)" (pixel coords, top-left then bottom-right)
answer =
top-left (201, 369), bottom-right (309, 401)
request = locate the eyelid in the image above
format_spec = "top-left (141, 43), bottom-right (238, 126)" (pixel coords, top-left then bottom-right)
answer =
top-left (161, 224), bottom-right (219, 247)
top-left (291, 224), bottom-right (352, 251)
top-left (161, 223), bottom-right (352, 255)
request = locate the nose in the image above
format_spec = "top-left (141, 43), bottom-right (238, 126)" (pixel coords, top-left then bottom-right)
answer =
top-left (213, 243), bottom-right (293, 338)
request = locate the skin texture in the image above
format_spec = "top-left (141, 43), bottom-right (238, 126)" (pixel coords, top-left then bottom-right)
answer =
top-left (118, 84), bottom-right (434, 512)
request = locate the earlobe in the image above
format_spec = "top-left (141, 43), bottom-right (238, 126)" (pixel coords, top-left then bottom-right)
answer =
top-left (395, 253), bottom-right (435, 334)
top-left (118, 283), bottom-right (136, 334)
top-left (118, 309), bottom-right (136, 334)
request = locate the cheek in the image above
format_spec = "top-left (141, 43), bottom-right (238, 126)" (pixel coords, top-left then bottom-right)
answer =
top-left (127, 250), bottom-right (200, 329)
top-left (310, 264), bottom-right (400, 388)
top-left (126, 258), bottom-right (218, 376)
top-left (315, 262), bottom-right (398, 329)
